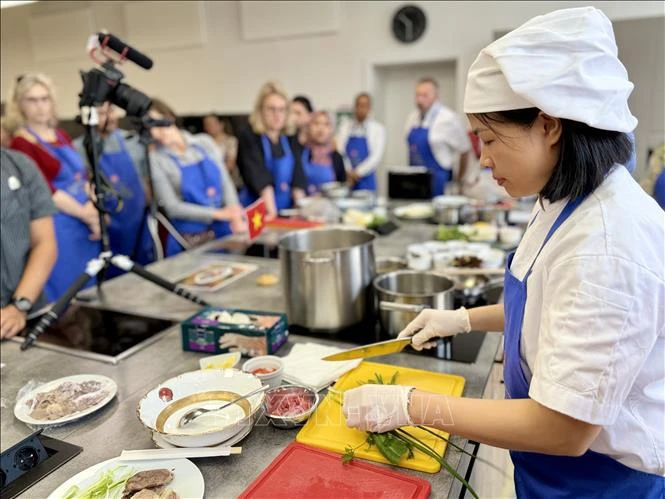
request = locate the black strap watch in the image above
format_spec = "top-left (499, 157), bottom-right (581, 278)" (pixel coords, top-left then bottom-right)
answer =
top-left (11, 296), bottom-right (33, 313)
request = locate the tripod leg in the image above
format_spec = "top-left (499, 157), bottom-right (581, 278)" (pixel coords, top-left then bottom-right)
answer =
top-left (110, 255), bottom-right (210, 307)
top-left (21, 258), bottom-right (106, 351)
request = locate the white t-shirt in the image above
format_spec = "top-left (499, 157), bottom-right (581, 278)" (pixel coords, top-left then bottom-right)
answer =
top-left (510, 166), bottom-right (665, 475)
top-left (404, 102), bottom-right (471, 170)
top-left (335, 118), bottom-right (386, 178)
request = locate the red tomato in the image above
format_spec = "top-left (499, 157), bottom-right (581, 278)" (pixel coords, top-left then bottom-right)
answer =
top-left (159, 387), bottom-right (173, 402)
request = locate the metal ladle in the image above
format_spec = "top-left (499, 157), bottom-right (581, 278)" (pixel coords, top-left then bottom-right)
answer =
top-left (178, 385), bottom-right (269, 427)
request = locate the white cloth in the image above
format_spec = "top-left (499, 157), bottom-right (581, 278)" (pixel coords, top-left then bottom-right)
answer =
top-left (464, 7), bottom-right (637, 133)
top-left (510, 166), bottom-right (664, 475)
top-left (281, 343), bottom-right (362, 392)
top-left (335, 118), bottom-right (386, 178)
top-left (404, 102), bottom-right (471, 170)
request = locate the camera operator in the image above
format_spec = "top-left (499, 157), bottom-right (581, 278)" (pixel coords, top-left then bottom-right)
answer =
top-left (148, 98), bottom-right (246, 256)
top-left (7, 73), bottom-right (101, 302)
top-left (73, 102), bottom-right (154, 271)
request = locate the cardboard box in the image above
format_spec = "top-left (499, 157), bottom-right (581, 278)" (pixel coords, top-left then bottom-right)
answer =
top-left (181, 307), bottom-right (288, 357)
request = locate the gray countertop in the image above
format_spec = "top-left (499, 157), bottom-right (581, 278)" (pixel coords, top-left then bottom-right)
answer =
top-left (0, 223), bottom-right (502, 499)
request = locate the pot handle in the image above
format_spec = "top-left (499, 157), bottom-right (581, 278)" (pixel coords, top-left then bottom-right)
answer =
top-left (379, 301), bottom-right (427, 313)
top-left (303, 254), bottom-right (334, 264)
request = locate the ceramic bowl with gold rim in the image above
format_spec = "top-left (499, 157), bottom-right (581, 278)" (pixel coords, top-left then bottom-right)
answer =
top-left (137, 369), bottom-right (264, 447)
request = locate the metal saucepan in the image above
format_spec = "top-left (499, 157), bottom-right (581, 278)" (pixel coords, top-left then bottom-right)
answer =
top-left (373, 270), bottom-right (455, 338)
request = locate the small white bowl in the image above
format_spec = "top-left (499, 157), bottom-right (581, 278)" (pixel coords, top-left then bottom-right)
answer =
top-left (406, 244), bottom-right (432, 270)
top-left (242, 356), bottom-right (284, 388)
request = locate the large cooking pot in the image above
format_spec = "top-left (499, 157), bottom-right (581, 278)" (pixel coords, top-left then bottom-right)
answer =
top-left (374, 271), bottom-right (455, 337)
top-left (280, 227), bottom-right (376, 332)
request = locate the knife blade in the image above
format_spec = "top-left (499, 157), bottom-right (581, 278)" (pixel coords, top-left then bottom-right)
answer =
top-left (321, 338), bottom-right (412, 361)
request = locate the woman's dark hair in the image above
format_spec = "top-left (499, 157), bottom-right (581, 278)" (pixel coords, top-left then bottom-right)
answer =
top-left (473, 108), bottom-right (632, 202)
top-left (292, 95), bottom-right (313, 113)
top-left (150, 97), bottom-right (181, 127)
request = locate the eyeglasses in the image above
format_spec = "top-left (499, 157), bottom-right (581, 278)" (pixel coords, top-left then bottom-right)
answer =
top-left (22, 96), bottom-right (51, 105)
top-left (263, 106), bottom-right (287, 114)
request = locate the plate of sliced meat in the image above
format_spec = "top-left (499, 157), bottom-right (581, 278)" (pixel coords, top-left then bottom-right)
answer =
top-left (14, 374), bottom-right (118, 426)
top-left (46, 457), bottom-right (204, 499)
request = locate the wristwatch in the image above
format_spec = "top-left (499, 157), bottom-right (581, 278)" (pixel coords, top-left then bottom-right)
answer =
top-left (11, 296), bottom-right (33, 313)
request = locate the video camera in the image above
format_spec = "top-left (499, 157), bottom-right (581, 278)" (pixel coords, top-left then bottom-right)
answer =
top-left (78, 32), bottom-right (153, 117)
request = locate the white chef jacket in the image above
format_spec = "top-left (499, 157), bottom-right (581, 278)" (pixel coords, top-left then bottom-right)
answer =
top-left (510, 165), bottom-right (665, 475)
top-left (335, 118), bottom-right (386, 178)
top-left (404, 102), bottom-right (471, 170)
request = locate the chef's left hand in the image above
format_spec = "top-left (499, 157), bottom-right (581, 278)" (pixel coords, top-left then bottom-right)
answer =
top-left (343, 384), bottom-right (415, 433)
top-left (0, 305), bottom-right (27, 340)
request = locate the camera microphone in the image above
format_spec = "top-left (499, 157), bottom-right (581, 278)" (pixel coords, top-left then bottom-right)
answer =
top-left (97, 32), bottom-right (153, 70)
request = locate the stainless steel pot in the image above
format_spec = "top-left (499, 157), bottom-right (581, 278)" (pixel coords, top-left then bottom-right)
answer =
top-left (374, 271), bottom-right (455, 337)
top-left (280, 227), bottom-right (376, 332)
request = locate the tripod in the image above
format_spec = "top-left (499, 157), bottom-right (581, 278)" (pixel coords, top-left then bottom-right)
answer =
top-left (21, 106), bottom-right (210, 351)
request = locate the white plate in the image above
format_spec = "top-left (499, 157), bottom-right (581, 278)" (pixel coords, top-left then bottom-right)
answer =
top-left (46, 457), bottom-right (204, 499)
top-left (393, 203), bottom-right (434, 220)
top-left (14, 374), bottom-right (117, 426)
top-left (152, 421), bottom-right (253, 449)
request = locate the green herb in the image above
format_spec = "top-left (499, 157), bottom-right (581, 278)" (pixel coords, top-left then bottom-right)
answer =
top-left (61, 466), bottom-right (134, 499)
top-left (367, 215), bottom-right (388, 229)
top-left (435, 226), bottom-right (474, 241)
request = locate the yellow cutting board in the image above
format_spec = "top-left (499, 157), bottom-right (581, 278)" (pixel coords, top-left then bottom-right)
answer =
top-left (295, 361), bottom-right (465, 473)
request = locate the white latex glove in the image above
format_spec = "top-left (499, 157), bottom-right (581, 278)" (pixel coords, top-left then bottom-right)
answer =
top-left (343, 384), bottom-right (414, 433)
top-left (397, 308), bottom-right (472, 350)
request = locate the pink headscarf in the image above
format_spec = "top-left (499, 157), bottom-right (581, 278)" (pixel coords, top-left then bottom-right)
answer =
top-left (306, 110), bottom-right (334, 166)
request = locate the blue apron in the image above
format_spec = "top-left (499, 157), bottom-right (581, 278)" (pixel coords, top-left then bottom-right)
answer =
top-left (239, 135), bottom-right (295, 210)
top-left (407, 108), bottom-right (451, 197)
top-left (165, 144), bottom-right (231, 257)
top-left (503, 197), bottom-right (664, 498)
top-left (27, 128), bottom-right (101, 302)
top-left (346, 134), bottom-right (376, 192)
top-left (301, 147), bottom-right (336, 195)
top-left (99, 131), bottom-right (153, 271)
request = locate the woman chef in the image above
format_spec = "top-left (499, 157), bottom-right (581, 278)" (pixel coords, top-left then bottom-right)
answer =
top-left (343, 7), bottom-right (664, 498)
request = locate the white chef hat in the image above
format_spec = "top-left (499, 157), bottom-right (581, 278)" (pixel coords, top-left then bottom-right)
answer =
top-left (463, 7), bottom-right (637, 133)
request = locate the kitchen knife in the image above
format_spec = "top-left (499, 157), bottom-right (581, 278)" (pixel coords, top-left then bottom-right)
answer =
top-left (321, 338), bottom-right (412, 361)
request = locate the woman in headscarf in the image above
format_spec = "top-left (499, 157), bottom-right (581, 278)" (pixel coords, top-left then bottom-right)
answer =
top-left (301, 111), bottom-right (345, 195)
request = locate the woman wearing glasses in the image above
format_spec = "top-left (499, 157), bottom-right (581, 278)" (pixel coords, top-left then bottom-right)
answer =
top-left (7, 73), bottom-right (101, 302)
top-left (237, 81), bottom-right (306, 220)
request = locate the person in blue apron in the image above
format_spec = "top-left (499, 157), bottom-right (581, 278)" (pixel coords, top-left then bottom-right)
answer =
top-left (405, 78), bottom-right (471, 197)
top-left (74, 104), bottom-right (154, 275)
top-left (7, 73), bottom-right (102, 303)
top-left (301, 111), bottom-right (345, 195)
top-left (148, 99), bottom-right (245, 257)
top-left (342, 8), bottom-right (665, 497)
top-left (336, 93), bottom-right (386, 192)
top-left (237, 82), bottom-right (307, 220)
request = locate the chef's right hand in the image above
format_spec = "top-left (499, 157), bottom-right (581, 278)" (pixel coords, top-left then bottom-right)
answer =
top-left (397, 308), bottom-right (472, 350)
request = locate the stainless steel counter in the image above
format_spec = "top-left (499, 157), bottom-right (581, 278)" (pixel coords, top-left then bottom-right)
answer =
top-left (0, 224), bottom-right (501, 499)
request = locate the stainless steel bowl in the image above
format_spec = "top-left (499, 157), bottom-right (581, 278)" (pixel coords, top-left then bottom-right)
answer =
top-left (321, 182), bottom-right (350, 199)
top-left (263, 385), bottom-right (319, 429)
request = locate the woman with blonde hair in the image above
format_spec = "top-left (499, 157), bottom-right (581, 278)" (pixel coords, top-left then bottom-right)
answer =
top-left (237, 81), bottom-right (306, 219)
top-left (301, 110), bottom-right (346, 194)
top-left (9, 73), bottom-right (101, 302)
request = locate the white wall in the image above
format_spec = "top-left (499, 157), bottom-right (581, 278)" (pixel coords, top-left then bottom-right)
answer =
top-left (2, 1), bottom-right (662, 115)
top-left (1, 1), bottom-right (663, 176)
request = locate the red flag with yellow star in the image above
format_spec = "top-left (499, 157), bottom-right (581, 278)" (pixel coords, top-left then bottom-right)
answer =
top-left (245, 199), bottom-right (267, 240)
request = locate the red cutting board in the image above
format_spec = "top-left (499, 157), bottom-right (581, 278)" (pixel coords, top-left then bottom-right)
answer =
top-left (238, 443), bottom-right (431, 499)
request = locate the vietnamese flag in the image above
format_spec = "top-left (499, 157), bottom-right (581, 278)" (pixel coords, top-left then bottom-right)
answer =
top-left (245, 199), bottom-right (267, 240)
